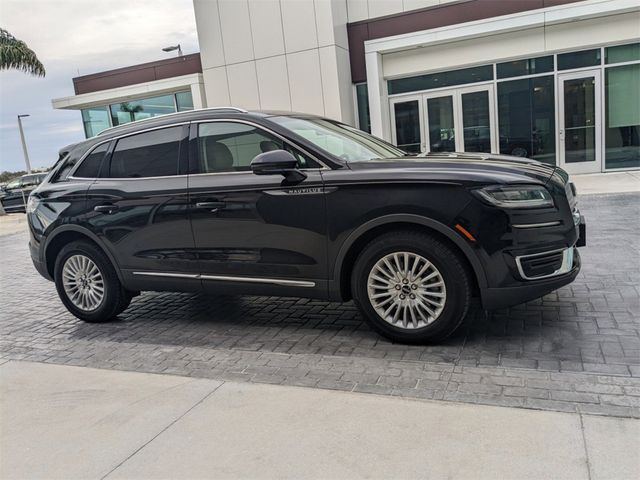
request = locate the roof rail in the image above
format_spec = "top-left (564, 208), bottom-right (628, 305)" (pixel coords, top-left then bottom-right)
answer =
top-left (96, 106), bottom-right (248, 136)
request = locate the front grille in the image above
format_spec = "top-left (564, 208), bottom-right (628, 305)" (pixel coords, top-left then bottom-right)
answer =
top-left (515, 248), bottom-right (574, 280)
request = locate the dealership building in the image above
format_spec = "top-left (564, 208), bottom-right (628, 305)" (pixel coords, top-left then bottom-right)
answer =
top-left (52, 0), bottom-right (639, 175)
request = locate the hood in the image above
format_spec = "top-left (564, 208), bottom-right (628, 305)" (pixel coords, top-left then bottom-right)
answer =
top-left (347, 152), bottom-right (557, 186)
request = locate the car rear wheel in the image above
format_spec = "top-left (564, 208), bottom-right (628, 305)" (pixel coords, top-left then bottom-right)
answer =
top-left (351, 231), bottom-right (472, 344)
top-left (54, 240), bottom-right (132, 322)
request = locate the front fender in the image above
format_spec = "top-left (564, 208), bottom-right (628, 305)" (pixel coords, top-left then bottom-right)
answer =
top-left (331, 213), bottom-right (488, 300)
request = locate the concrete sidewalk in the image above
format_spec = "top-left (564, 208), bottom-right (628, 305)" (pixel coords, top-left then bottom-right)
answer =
top-left (571, 170), bottom-right (640, 195)
top-left (1, 361), bottom-right (638, 480)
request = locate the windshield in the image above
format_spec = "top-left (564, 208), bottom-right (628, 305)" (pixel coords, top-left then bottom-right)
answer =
top-left (270, 116), bottom-right (405, 162)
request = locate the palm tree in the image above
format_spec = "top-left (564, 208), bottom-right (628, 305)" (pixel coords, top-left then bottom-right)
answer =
top-left (119, 102), bottom-right (144, 123)
top-left (0, 28), bottom-right (45, 76)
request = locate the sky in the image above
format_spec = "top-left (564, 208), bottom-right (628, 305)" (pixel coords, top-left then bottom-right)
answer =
top-left (0, 0), bottom-right (199, 172)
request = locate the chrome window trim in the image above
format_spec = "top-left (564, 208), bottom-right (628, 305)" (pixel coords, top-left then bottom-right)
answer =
top-left (96, 106), bottom-right (248, 136)
top-left (512, 221), bottom-right (561, 229)
top-left (68, 123), bottom-right (189, 180)
top-left (132, 271), bottom-right (316, 287)
top-left (68, 116), bottom-right (332, 181)
top-left (515, 247), bottom-right (574, 281)
top-left (193, 118), bottom-right (331, 171)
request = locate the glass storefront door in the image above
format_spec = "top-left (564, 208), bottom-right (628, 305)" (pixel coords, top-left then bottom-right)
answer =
top-left (390, 95), bottom-right (424, 153)
top-left (424, 86), bottom-right (496, 154)
top-left (390, 85), bottom-right (496, 155)
top-left (558, 70), bottom-right (602, 173)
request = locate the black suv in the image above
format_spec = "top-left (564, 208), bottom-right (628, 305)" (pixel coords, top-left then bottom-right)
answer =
top-left (27, 108), bottom-right (585, 343)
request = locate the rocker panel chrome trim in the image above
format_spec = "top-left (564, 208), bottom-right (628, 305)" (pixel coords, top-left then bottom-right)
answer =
top-left (132, 271), bottom-right (315, 287)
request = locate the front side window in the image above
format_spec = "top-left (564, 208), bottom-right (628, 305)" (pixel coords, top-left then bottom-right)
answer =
top-left (270, 116), bottom-right (404, 162)
top-left (108, 127), bottom-right (182, 178)
top-left (196, 122), bottom-right (319, 174)
top-left (73, 142), bottom-right (110, 178)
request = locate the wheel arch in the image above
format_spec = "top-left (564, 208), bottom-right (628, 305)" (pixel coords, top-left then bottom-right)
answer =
top-left (44, 226), bottom-right (124, 283)
top-left (332, 214), bottom-right (487, 301)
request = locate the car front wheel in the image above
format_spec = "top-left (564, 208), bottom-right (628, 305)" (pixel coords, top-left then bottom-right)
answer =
top-left (351, 231), bottom-right (472, 344)
top-left (54, 240), bottom-right (132, 322)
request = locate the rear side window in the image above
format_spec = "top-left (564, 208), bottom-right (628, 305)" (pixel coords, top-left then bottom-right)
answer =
top-left (74, 143), bottom-right (109, 178)
top-left (108, 127), bottom-right (182, 178)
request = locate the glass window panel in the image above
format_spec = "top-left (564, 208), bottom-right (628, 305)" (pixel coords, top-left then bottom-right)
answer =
top-left (197, 122), bottom-right (318, 173)
top-left (175, 91), bottom-right (194, 111)
top-left (393, 101), bottom-right (422, 153)
top-left (496, 56), bottom-right (554, 79)
top-left (461, 91), bottom-right (491, 153)
top-left (605, 64), bottom-right (640, 169)
top-left (270, 116), bottom-right (403, 162)
top-left (81, 107), bottom-right (110, 137)
top-left (563, 77), bottom-right (597, 163)
top-left (426, 96), bottom-right (455, 152)
top-left (355, 83), bottom-right (371, 133)
top-left (388, 65), bottom-right (493, 95)
top-left (606, 43), bottom-right (640, 64)
top-left (497, 76), bottom-right (556, 164)
top-left (557, 49), bottom-right (601, 70)
top-left (73, 143), bottom-right (109, 178)
top-left (109, 94), bottom-right (176, 126)
top-left (108, 127), bottom-right (182, 178)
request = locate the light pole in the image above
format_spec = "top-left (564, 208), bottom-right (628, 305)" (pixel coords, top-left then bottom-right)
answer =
top-left (17, 114), bottom-right (32, 174)
top-left (162, 44), bottom-right (183, 57)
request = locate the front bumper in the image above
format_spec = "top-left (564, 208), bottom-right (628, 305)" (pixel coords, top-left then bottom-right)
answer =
top-left (481, 247), bottom-right (581, 309)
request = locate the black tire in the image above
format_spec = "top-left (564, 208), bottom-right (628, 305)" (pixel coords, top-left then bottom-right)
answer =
top-left (54, 240), bottom-right (132, 322)
top-left (351, 230), bottom-right (472, 344)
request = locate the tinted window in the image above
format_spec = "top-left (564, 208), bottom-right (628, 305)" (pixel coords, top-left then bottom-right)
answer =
top-left (109, 127), bottom-right (182, 178)
top-left (74, 143), bottom-right (109, 178)
top-left (557, 49), bottom-right (601, 70)
top-left (496, 56), bottom-right (554, 79)
top-left (52, 155), bottom-right (76, 182)
top-left (606, 42), bottom-right (640, 64)
top-left (388, 65), bottom-right (493, 95)
top-left (197, 122), bottom-right (319, 173)
top-left (498, 75), bottom-right (556, 164)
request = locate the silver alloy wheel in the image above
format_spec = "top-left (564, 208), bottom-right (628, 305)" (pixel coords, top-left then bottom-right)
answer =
top-left (62, 254), bottom-right (105, 312)
top-left (367, 251), bottom-right (446, 329)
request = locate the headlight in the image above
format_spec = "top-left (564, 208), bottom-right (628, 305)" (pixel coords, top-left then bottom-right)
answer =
top-left (26, 195), bottom-right (40, 214)
top-left (473, 185), bottom-right (554, 209)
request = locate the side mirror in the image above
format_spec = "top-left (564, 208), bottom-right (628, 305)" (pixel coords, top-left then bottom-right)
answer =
top-left (251, 150), bottom-right (301, 178)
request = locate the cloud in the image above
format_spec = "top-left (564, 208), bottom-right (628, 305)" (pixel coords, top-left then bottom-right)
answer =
top-left (0, 0), bottom-right (198, 172)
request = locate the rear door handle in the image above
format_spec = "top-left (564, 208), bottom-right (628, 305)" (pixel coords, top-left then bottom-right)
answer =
top-left (94, 204), bottom-right (119, 214)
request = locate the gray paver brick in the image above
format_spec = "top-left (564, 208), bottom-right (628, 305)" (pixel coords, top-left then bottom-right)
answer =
top-left (1, 193), bottom-right (639, 417)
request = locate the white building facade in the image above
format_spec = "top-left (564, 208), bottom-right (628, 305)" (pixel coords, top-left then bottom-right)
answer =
top-left (54, 0), bottom-right (640, 174)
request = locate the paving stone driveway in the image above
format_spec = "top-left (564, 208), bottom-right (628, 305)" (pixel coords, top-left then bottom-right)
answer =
top-left (1, 193), bottom-right (639, 417)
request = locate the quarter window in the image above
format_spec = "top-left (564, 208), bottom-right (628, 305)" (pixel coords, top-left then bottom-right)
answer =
top-left (74, 143), bottom-right (109, 178)
top-left (196, 122), bottom-right (318, 174)
top-left (108, 127), bottom-right (182, 178)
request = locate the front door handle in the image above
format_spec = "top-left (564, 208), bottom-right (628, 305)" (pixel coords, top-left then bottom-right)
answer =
top-left (94, 204), bottom-right (119, 214)
top-left (196, 201), bottom-right (226, 209)
top-left (195, 201), bottom-right (226, 213)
